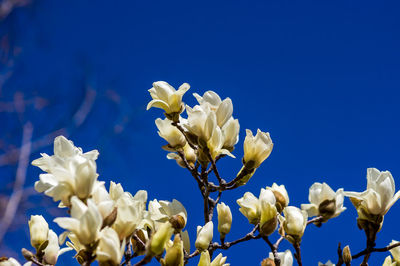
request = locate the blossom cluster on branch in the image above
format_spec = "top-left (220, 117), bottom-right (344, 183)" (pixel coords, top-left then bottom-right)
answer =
top-left (2, 81), bottom-right (400, 266)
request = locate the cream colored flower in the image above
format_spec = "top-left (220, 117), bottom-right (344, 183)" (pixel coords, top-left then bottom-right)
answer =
top-left (237, 192), bottom-right (260, 224)
top-left (43, 230), bottom-right (60, 265)
top-left (259, 189), bottom-right (278, 236)
top-left (147, 81), bottom-right (189, 115)
top-left (280, 206), bottom-right (308, 244)
top-left (156, 118), bottom-right (186, 149)
top-left (268, 250), bottom-right (293, 266)
top-left (345, 168), bottom-right (400, 224)
top-left (267, 183), bottom-right (289, 212)
top-left (382, 240), bottom-right (400, 265)
top-left (167, 143), bottom-right (197, 168)
top-left (243, 129), bottom-right (273, 169)
top-left (29, 215), bottom-right (49, 250)
top-left (32, 136), bottom-right (99, 206)
top-left (217, 203), bottom-right (232, 238)
top-left (54, 197), bottom-right (102, 245)
top-left (96, 227), bottom-right (125, 265)
top-left (301, 182), bottom-right (346, 221)
top-left (193, 91), bottom-right (233, 127)
top-left (0, 258), bottom-right (31, 266)
top-left (221, 118), bottom-right (240, 151)
top-left (198, 251), bottom-right (211, 266)
top-left (211, 253), bottom-right (229, 266)
top-left (195, 221), bottom-right (213, 251)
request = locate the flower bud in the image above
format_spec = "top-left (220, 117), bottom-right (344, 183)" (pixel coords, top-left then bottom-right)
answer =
top-left (148, 222), bottom-right (174, 256)
top-left (156, 118), bottom-right (187, 149)
top-left (260, 201), bottom-right (278, 236)
top-left (75, 159), bottom-right (98, 200)
top-left (342, 245), bottom-right (352, 265)
top-left (195, 221), bottom-right (213, 251)
top-left (211, 253), bottom-right (229, 266)
top-left (280, 207), bottom-right (307, 244)
top-left (217, 203), bottom-right (232, 238)
top-left (161, 235), bottom-right (184, 266)
top-left (237, 192), bottom-right (260, 224)
top-left (29, 215), bottom-right (49, 250)
top-left (243, 129), bottom-right (273, 169)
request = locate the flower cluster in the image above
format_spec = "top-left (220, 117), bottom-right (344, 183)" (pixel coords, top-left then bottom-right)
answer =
top-left (5, 81), bottom-right (400, 266)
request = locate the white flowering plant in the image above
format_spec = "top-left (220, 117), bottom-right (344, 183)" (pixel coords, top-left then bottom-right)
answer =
top-left (3, 81), bottom-right (400, 266)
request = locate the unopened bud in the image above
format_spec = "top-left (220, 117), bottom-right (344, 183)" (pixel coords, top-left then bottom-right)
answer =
top-left (21, 248), bottom-right (34, 261)
top-left (195, 221), bottom-right (213, 251)
top-left (343, 245), bottom-right (352, 264)
top-left (28, 215), bottom-right (49, 250)
top-left (217, 203), bottom-right (232, 238)
top-left (198, 251), bottom-right (211, 266)
top-left (169, 215), bottom-right (186, 232)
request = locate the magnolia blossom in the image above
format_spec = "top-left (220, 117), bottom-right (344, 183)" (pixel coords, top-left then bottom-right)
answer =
top-left (268, 250), bottom-right (293, 266)
top-left (193, 91), bottom-right (233, 128)
top-left (54, 197), bottom-right (102, 245)
top-left (345, 168), bottom-right (400, 223)
top-left (237, 192), bottom-right (260, 224)
top-left (243, 129), bottom-right (273, 169)
top-left (195, 221), bottom-right (213, 251)
top-left (155, 118), bottom-right (186, 148)
top-left (259, 189), bottom-right (278, 236)
top-left (221, 118), bottom-right (240, 151)
top-left (267, 183), bottom-right (289, 212)
top-left (301, 182), bottom-right (346, 221)
top-left (32, 136), bottom-right (99, 206)
top-left (147, 81), bottom-right (190, 115)
top-left (28, 215), bottom-right (49, 250)
top-left (96, 227), bottom-right (125, 265)
top-left (217, 203), bottom-right (232, 237)
top-left (211, 253), bottom-right (229, 266)
top-left (279, 206), bottom-right (308, 243)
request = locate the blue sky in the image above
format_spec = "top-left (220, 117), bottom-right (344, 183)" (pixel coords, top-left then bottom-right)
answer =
top-left (1, 0), bottom-right (400, 265)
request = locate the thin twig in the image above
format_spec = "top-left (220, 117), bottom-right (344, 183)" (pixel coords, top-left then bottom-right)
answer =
top-left (133, 255), bottom-right (152, 266)
top-left (352, 241), bottom-right (400, 259)
top-left (307, 216), bottom-right (323, 225)
top-left (293, 242), bottom-right (302, 266)
top-left (0, 122), bottom-right (33, 244)
top-left (209, 224), bottom-right (260, 251)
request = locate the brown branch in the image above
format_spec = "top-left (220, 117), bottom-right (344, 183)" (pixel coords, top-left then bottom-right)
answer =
top-left (293, 242), bottom-right (302, 266)
top-left (133, 255), bottom-right (152, 266)
top-left (352, 241), bottom-right (400, 260)
top-left (307, 216), bottom-right (323, 225)
top-left (209, 224), bottom-right (261, 252)
top-left (0, 122), bottom-right (33, 244)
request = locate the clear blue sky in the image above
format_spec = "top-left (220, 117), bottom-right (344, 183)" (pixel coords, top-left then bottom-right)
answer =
top-left (1, 0), bottom-right (400, 265)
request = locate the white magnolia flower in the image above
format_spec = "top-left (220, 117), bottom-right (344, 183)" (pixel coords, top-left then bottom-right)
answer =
top-left (28, 215), bottom-right (49, 250)
top-left (0, 258), bottom-right (31, 266)
top-left (185, 104), bottom-right (217, 143)
top-left (193, 91), bottom-right (233, 127)
top-left (301, 182), bottom-right (346, 221)
top-left (195, 221), bottom-right (213, 251)
top-left (155, 118), bottom-right (186, 148)
top-left (345, 168), bottom-right (400, 222)
top-left (159, 199), bottom-right (188, 230)
top-left (197, 251), bottom-right (229, 266)
top-left (147, 81), bottom-right (190, 115)
top-left (259, 189), bottom-right (278, 236)
top-left (217, 203), bottom-right (232, 238)
top-left (221, 118), bottom-right (240, 151)
top-left (280, 206), bottom-right (308, 244)
top-left (91, 182), bottom-right (115, 219)
top-left (237, 192), bottom-right (260, 224)
top-left (43, 230), bottom-right (60, 265)
top-left (32, 136), bottom-right (99, 206)
top-left (54, 197), bottom-right (102, 245)
top-left (243, 129), bottom-right (273, 169)
top-left (267, 183), bottom-right (290, 212)
top-left (269, 250), bottom-right (293, 266)
top-left (113, 192), bottom-right (145, 240)
top-left (96, 227), bottom-right (125, 265)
